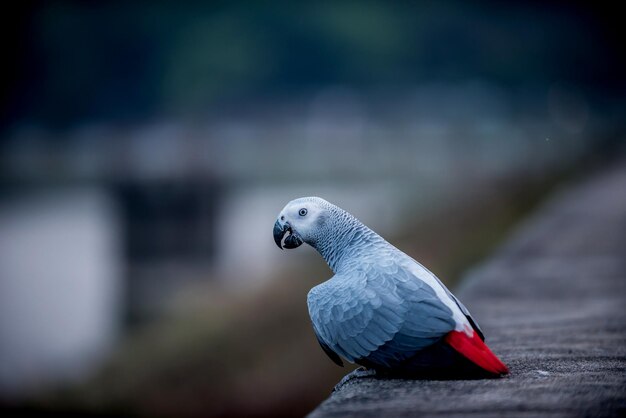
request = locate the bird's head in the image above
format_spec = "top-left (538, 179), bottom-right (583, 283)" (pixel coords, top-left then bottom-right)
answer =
top-left (273, 197), bottom-right (330, 249)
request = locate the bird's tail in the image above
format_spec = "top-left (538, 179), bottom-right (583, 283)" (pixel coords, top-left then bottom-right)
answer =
top-left (444, 330), bottom-right (509, 375)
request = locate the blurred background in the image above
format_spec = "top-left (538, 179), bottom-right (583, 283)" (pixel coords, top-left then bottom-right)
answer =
top-left (0, 1), bottom-right (624, 417)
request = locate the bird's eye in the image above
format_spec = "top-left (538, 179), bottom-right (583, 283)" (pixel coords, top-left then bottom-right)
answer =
top-left (299, 208), bottom-right (308, 216)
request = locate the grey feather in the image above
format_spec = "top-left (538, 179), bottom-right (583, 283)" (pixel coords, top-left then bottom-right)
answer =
top-left (308, 266), bottom-right (456, 367)
top-left (313, 328), bottom-right (343, 367)
top-left (279, 197), bottom-right (472, 371)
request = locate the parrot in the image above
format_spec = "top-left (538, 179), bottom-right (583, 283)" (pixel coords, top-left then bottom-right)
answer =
top-left (273, 196), bottom-right (508, 380)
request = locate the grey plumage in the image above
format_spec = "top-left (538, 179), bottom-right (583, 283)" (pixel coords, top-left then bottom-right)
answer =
top-left (273, 197), bottom-right (489, 375)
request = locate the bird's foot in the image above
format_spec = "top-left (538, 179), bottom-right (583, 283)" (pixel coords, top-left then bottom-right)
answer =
top-left (332, 367), bottom-right (377, 392)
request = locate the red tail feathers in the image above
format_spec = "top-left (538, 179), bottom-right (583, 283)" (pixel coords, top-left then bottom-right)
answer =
top-left (445, 330), bottom-right (509, 375)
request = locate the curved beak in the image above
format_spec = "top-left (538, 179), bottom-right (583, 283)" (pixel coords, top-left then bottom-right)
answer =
top-left (273, 220), bottom-right (303, 249)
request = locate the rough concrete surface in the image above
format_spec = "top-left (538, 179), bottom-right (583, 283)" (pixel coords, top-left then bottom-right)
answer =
top-left (308, 161), bottom-right (626, 418)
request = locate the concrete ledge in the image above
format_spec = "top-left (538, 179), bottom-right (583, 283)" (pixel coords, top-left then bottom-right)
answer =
top-left (308, 161), bottom-right (626, 418)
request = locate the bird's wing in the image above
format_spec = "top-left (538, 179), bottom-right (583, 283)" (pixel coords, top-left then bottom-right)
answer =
top-left (447, 292), bottom-right (484, 341)
top-left (307, 264), bottom-right (456, 367)
top-left (313, 327), bottom-right (344, 366)
top-left (408, 257), bottom-right (485, 341)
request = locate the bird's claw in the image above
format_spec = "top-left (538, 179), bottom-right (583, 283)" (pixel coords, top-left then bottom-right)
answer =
top-left (332, 367), bottom-right (377, 392)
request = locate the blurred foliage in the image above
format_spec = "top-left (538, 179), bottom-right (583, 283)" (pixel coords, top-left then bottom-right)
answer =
top-left (2, 1), bottom-right (624, 129)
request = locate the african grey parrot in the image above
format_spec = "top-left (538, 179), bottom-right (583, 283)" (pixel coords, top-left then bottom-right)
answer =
top-left (273, 197), bottom-right (508, 378)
